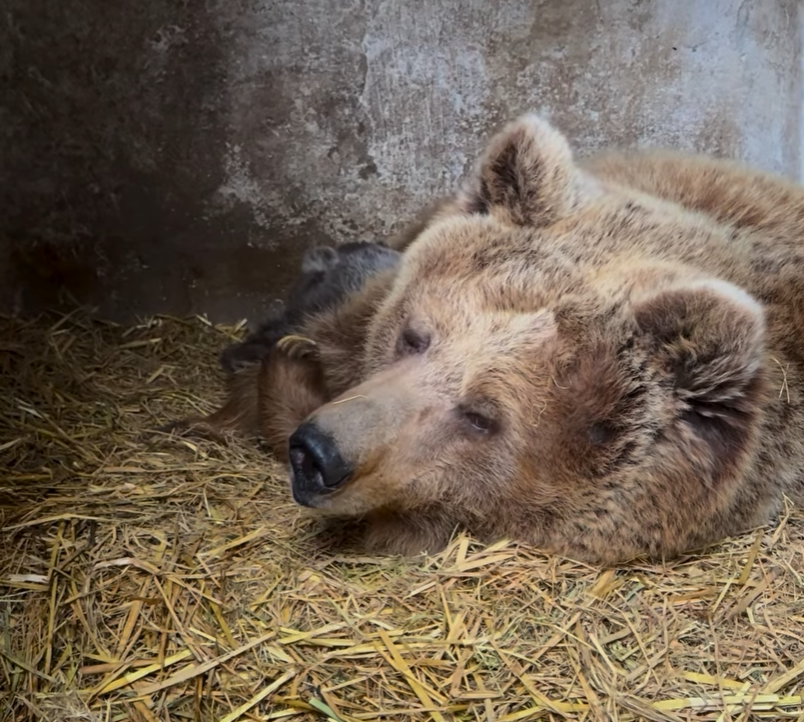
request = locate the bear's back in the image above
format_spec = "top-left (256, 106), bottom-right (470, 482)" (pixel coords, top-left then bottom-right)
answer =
top-left (583, 150), bottom-right (804, 356)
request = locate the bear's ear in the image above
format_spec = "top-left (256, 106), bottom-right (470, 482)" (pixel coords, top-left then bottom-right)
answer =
top-left (458, 114), bottom-right (588, 227)
top-left (634, 278), bottom-right (767, 460)
top-left (301, 246), bottom-right (339, 274)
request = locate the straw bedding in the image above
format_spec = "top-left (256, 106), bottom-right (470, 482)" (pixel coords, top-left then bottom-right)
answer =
top-left (1, 310), bottom-right (803, 722)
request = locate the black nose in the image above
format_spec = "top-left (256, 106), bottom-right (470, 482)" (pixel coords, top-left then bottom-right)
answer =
top-left (288, 422), bottom-right (352, 505)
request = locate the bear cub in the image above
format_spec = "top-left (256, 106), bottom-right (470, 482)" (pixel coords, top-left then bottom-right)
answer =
top-left (219, 241), bottom-right (400, 374)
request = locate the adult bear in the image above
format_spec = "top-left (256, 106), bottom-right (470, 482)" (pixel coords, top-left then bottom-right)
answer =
top-left (284, 114), bottom-right (804, 564)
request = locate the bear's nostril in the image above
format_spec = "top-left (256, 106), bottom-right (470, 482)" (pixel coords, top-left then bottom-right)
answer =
top-left (288, 422), bottom-right (353, 493)
top-left (289, 444), bottom-right (324, 489)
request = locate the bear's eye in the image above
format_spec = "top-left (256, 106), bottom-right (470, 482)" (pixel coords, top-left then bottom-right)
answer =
top-left (397, 327), bottom-right (431, 356)
top-left (462, 410), bottom-right (495, 434)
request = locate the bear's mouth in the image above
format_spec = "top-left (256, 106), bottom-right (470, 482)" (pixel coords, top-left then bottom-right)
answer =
top-left (290, 479), bottom-right (325, 508)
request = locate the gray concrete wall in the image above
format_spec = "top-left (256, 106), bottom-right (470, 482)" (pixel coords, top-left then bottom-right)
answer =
top-left (1, 1), bottom-right (801, 322)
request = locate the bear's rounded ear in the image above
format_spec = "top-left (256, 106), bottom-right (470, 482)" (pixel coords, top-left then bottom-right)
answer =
top-left (458, 114), bottom-right (590, 227)
top-left (634, 278), bottom-right (768, 462)
top-left (301, 246), bottom-right (339, 274)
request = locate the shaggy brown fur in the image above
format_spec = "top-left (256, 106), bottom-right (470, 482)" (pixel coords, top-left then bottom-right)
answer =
top-left (218, 242), bottom-right (400, 374)
top-left (281, 114), bottom-right (804, 564)
top-left (165, 206), bottom-right (459, 450)
top-left (164, 235), bottom-right (415, 458)
top-left (164, 203), bottom-right (468, 448)
top-left (164, 266), bottom-right (400, 462)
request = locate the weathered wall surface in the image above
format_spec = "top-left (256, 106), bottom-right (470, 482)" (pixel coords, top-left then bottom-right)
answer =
top-left (1, 0), bottom-right (801, 322)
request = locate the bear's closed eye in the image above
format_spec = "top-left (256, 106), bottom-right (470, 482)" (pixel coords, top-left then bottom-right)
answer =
top-left (398, 327), bottom-right (431, 356)
top-left (587, 421), bottom-right (618, 446)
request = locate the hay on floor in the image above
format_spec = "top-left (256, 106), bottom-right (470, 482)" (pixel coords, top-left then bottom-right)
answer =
top-left (0, 310), bottom-right (803, 722)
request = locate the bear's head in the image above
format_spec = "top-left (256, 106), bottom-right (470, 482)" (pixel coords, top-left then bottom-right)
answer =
top-left (287, 115), bottom-right (770, 562)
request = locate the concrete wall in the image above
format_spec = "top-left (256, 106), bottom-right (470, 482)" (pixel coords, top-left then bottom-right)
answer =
top-left (1, 0), bottom-right (801, 322)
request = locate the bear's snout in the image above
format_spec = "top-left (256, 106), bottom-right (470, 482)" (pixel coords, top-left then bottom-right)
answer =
top-left (288, 421), bottom-right (353, 506)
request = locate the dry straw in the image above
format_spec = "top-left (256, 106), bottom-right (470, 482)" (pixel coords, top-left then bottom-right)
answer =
top-left (1, 310), bottom-right (802, 721)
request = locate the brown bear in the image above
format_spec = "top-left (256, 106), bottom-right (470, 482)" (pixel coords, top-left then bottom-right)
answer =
top-left (280, 114), bottom-right (804, 565)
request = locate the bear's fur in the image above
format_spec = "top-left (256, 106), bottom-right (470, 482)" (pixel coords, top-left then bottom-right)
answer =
top-left (283, 114), bottom-right (804, 564)
top-left (219, 241), bottom-right (401, 374)
top-left (165, 243), bottom-right (403, 461)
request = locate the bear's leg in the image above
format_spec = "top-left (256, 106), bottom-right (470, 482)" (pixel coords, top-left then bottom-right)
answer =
top-left (275, 334), bottom-right (318, 359)
top-left (158, 362), bottom-right (262, 441)
top-left (257, 342), bottom-right (328, 461)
